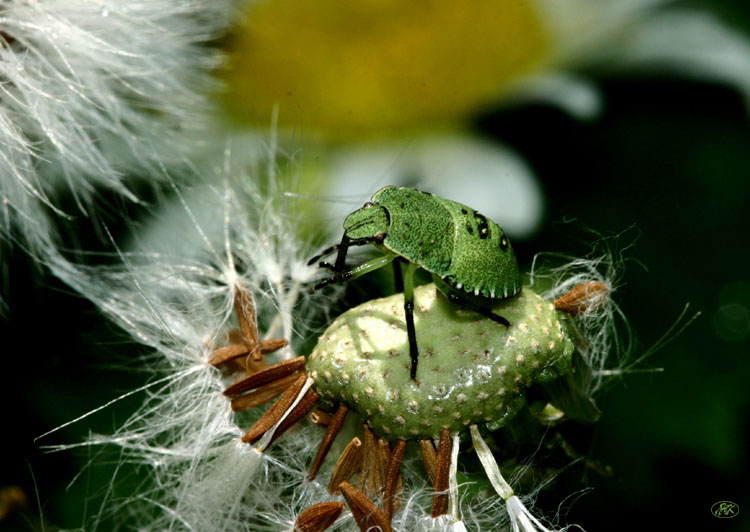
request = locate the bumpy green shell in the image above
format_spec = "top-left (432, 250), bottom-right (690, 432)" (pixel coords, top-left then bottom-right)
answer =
top-left (307, 284), bottom-right (574, 440)
top-left (372, 186), bottom-right (521, 299)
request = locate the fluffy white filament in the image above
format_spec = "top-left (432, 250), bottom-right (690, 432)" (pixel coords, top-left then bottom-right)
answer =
top-left (530, 244), bottom-right (625, 394)
top-left (0, 0), bottom-right (232, 254)
top-left (470, 425), bottom-right (557, 532)
top-left (505, 496), bottom-right (555, 532)
top-left (36, 150), bottom-right (335, 531)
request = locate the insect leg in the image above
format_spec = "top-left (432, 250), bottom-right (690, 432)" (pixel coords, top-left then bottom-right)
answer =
top-left (392, 259), bottom-right (404, 293)
top-left (307, 237), bottom-right (369, 270)
top-left (402, 262), bottom-right (420, 379)
top-left (447, 293), bottom-right (510, 327)
top-left (314, 253), bottom-right (397, 290)
top-left (306, 244), bottom-right (340, 266)
top-left (394, 259), bottom-right (422, 379)
top-left (333, 234), bottom-right (350, 272)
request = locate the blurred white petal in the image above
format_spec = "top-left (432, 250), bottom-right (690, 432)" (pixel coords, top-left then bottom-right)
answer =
top-left (611, 9), bottom-right (750, 107)
top-left (536, 0), bottom-right (671, 62)
top-left (509, 72), bottom-right (602, 120)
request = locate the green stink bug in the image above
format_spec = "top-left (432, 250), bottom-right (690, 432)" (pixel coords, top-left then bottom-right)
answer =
top-left (309, 186), bottom-right (522, 379)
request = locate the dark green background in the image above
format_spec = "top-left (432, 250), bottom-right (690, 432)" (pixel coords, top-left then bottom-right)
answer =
top-left (3, 1), bottom-right (749, 530)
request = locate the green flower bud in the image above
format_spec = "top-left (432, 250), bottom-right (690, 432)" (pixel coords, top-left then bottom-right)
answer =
top-left (308, 284), bottom-right (574, 439)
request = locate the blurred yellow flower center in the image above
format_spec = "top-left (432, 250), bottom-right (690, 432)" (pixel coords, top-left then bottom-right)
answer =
top-left (222, 0), bottom-right (549, 140)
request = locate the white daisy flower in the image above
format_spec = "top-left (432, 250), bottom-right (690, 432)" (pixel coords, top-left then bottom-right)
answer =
top-left (218, 0), bottom-right (750, 240)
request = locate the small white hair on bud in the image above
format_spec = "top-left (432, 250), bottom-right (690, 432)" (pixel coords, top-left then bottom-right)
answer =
top-left (506, 495), bottom-right (557, 532)
top-left (530, 233), bottom-right (629, 394)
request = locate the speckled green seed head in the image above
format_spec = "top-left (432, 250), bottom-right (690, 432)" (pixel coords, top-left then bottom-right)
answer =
top-left (307, 284), bottom-right (575, 440)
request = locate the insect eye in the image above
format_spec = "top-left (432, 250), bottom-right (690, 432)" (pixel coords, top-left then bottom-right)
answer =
top-left (500, 237), bottom-right (508, 251)
top-left (363, 202), bottom-right (374, 208)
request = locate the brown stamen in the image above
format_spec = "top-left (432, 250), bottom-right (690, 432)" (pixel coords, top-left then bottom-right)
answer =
top-left (231, 371), bottom-right (304, 411)
top-left (357, 424), bottom-right (375, 493)
top-left (241, 374), bottom-right (306, 443)
top-left (310, 408), bottom-right (331, 426)
top-left (209, 343), bottom-right (251, 367)
top-left (357, 424), bottom-right (379, 496)
top-left (309, 405), bottom-right (349, 481)
top-left (419, 438), bottom-right (438, 487)
top-left (431, 428), bottom-right (452, 518)
top-left (209, 338), bottom-right (289, 367)
top-left (373, 438), bottom-right (391, 500)
top-left (339, 482), bottom-right (393, 532)
top-left (259, 338), bottom-right (289, 354)
top-left (233, 353), bottom-right (268, 376)
top-left (553, 281), bottom-right (609, 314)
top-left (329, 437), bottom-right (363, 494)
top-left (234, 284), bottom-right (261, 360)
top-left (210, 283), bottom-right (288, 370)
top-left (268, 386), bottom-right (321, 444)
top-left (294, 502), bottom-right (345, 532)
top-left (223, 356), bottom-right (307, 396)
top-left (384, 440), bottom-right (406, 521)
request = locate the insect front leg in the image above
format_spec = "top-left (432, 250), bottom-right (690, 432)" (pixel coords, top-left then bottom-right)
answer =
top-left (401, 262), bottom-right (420, 379)
top-left (313, 253), bottom-right (397, 291)
top-left (307, 236), bottom-right (369, 271)
top-left (333, 234), bottom-right (350, 271)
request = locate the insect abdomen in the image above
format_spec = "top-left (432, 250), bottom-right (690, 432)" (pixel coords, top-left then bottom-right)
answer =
top-left (438, 198), bottom-right (521, 299)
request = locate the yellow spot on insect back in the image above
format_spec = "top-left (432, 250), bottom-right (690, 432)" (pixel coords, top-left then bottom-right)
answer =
top-left (222, 0), bottom-right (549, 140)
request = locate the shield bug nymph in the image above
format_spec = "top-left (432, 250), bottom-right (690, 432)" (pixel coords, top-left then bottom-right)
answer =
top-left (308, 186), bottom-right (522, 379)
